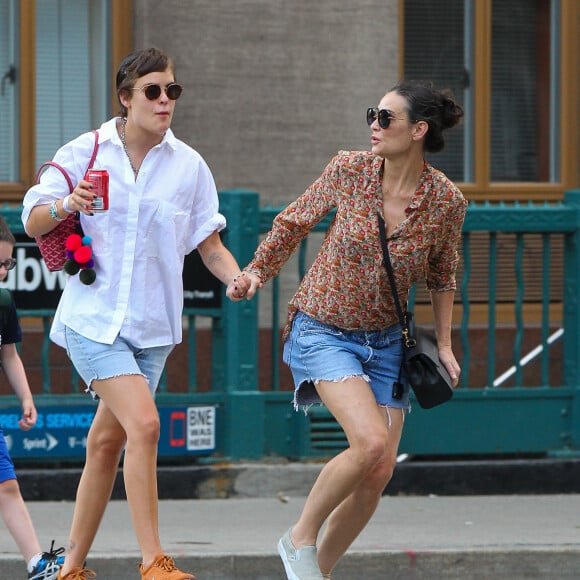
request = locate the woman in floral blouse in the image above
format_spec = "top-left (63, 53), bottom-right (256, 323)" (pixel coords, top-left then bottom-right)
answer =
top-left (230, 81), bottom-right (467, 580)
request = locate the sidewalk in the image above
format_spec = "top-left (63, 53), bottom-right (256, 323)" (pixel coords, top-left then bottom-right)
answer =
top-left (1, 495), bottom-right (580, 579)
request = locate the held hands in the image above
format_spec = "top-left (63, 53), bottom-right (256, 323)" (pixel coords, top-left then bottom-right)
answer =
top-left (226, 271), bottom-right (263, 301)
top-left (437, 345), bottom-right (461, 388)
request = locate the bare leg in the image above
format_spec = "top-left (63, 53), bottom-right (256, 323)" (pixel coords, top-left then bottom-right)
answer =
top-left (317, 407), bottom-right (404, 576)
top-left (0, 478), bottom-right (42, 562)
top-left (290, 377), bottom-right (391, 549)
top-left (61, 374), bottom-right (164, 575)
top-left (91, 374), bottom-right (163, 568)
top-left (60, 402), bottom-right (126, 574)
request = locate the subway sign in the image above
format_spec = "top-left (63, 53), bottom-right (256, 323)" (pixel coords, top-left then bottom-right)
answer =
top-left (2, 234), bottom-right (221, 310)
top-left (0, 405), bottom-right (216, 459)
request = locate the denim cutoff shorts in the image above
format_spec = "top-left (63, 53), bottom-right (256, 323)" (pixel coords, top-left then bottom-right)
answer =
top-left (0, 430), bottom-right (16, 483)
top-left (64, 327), bottom-right (174, 399)
top-left (283, 311), bottom-right (410, 412)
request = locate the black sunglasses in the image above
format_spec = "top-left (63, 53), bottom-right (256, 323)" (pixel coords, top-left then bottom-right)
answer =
top-left (131, 82), bottom-right (184, 101)
top-left (366, 107), bottom-right (404, 130)
top-left (0, 259), bottom-right (16, 270)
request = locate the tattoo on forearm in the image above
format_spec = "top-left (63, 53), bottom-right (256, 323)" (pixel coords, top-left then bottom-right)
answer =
top-left (206, 253), bottom-right (223, 267)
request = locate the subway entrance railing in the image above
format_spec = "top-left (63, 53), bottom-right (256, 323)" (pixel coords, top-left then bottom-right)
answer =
top-left (0, 189), bottom-right (579, 462)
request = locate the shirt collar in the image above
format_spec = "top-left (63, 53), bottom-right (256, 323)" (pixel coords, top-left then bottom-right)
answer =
top-left (406, 162), bottom-right (433, 213)
top-left (98, 117), bottom-right (178, 151)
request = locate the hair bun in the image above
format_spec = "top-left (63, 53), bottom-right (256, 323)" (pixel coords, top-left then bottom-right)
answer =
top-left (440, 91), bottom-right (464, 129)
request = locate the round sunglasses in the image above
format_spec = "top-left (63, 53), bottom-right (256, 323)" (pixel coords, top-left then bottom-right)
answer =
top-left (366, 107), bottom-right (404, 130)
top-left (130, 82), bottom-right (184, 101)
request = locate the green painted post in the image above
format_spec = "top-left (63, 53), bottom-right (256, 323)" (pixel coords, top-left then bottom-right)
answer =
top-left (488, 231), bottom-right (498, 386)
top-left (541, 233), bottom-right (551, 385)
top-left (213, 190), bottom-right (260, 391)
top-left (214, 189), bottom-right (263, 458)
top-left (514, 233), bottom-right (525, 385)
top-left (563, 190), bottom-right (580, 451)
top-left (460, 232), bottom-right (471, 388)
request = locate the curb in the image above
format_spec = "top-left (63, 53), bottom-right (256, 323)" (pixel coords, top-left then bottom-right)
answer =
top-left (16, 457), bottom-right (580, 501)
top-left (4, 550), bottom-right (580, 579)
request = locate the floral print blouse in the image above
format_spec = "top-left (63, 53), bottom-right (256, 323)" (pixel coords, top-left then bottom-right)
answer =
top-left (244, 150), bottom-right (468, 338)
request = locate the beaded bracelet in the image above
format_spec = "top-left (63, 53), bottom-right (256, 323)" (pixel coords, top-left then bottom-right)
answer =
top-left (49, 200), bottom-right (66, 222)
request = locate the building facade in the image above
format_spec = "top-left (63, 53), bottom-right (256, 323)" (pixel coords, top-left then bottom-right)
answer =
top-left (2, 0), bottom-right (578, 205)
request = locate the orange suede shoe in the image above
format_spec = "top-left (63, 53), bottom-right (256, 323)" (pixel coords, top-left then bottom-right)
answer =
top-left (139, 554), bottom-right (195, 580)
top-left (56, 568), bottom-right (96, 580)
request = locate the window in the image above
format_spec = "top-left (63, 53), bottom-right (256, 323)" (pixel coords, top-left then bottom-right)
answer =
top-left (403, 0), bottom-right (579, 200)
top-left (404, 0), bottom-right (472, 183)
top-left (0, 0), bottom-right (131, 202)
top-left (35, 0), bottom-right (111, 168)
top-left (490, 0), bottom-right (559, 182)
top-left (0, 1), bottom-right (19, 182)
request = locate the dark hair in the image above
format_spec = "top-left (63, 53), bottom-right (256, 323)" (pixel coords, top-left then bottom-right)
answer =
top-left (390, 81), bottom-right (464, 153)
top-left (0, 216), bottom-right (15, 246)
top-left (115, 47), bottom-right (176, 117)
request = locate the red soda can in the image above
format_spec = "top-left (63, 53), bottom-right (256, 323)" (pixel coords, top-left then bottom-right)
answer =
top-left (85, 169), bottom-right (109, 212)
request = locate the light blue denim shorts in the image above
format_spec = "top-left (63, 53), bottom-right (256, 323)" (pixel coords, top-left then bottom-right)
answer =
top-left (283, 311), bottom-right (410, 411)
top-left (64, 327), bottom-right (174, 399)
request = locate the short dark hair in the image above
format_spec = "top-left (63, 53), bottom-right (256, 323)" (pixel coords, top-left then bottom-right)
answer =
top-left (116, 47), bottom-right (176, 117)
top-left (0, 216), bottom-right (16, 246)
top-left (390, 81), bottom-right (464, 153)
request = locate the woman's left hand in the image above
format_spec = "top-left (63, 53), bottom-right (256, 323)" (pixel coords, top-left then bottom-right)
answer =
top-left (438, 346), bottom-right (461, 388)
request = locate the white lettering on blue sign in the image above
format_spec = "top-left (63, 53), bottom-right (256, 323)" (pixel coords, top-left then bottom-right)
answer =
top-left (0, 414), bottom-right (22, 429)
top-left (22, 432), bottom-right (58, 452)
top-left (68, 436), bottom-right (88, 449)
top-left (46, 413), bottom-right (95, 428)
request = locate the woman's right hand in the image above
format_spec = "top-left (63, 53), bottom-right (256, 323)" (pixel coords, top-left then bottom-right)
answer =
top-left (70, 179), bottom-right (98, 215)
top-left (25, 179), bottom-right (97, 237)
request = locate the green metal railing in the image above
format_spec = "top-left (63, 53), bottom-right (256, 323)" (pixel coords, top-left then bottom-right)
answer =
top-left (2, 190), bottom-right (580, 460)
top-left (460, 201), bottom-right (568, 389)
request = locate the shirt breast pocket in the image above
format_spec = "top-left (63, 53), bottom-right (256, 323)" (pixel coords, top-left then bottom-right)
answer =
top-left (144, 200), bottom-right (190, 258)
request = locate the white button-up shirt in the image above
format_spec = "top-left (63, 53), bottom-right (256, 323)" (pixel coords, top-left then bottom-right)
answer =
top-left (22, 118), bottom-right (226, 348)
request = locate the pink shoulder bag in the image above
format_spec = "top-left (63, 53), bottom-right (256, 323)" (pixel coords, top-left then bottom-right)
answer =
top-left (33, 131), bottom-right (99, 272)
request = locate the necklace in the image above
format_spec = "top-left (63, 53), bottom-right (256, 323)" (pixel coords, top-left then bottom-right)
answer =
top-left (120, 117), bottom-right (139, 178)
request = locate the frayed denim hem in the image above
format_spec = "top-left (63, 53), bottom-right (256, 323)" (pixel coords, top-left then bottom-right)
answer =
top-left (293, 374), bottom-right (371, 413)
top-left (292, 374), bottom-right (411, 417)
top-left (85, 372), bottom-right (148, 401)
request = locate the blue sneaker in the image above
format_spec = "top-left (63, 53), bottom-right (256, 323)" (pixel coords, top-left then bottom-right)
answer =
top-left (28, 540), bottom-right (65, 580)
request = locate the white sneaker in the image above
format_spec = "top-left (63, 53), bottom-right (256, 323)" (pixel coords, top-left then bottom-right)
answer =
top-left (277, 527), bottom-right (324, 580)
top-left (28, 541), bottom-right (65, 580)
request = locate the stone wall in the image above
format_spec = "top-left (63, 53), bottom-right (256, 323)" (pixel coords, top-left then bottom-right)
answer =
top-left (133, 0), bottom-right (399, 205)
top-left (131, 0), bottom-right (399, 327)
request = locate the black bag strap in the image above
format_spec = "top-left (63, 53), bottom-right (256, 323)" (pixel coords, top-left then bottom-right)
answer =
top-left (377, 213), bottom-right (416, 348)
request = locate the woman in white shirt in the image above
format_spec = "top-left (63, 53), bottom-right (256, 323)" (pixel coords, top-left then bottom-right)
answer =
top-left (23, 47), bottom-right (245, 580)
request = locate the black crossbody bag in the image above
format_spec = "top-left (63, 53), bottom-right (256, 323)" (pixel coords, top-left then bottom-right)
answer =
top-left (377, 213), bottom-right (454, 409)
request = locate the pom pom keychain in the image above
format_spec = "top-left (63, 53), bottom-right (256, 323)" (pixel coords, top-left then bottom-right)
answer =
top-left (64, 233), bottom-right (96, 285)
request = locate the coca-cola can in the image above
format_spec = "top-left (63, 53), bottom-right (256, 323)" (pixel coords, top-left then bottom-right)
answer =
top-left (85, 169), bottom-right (109, 212)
